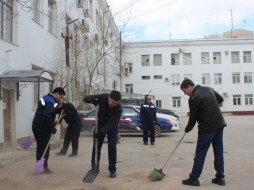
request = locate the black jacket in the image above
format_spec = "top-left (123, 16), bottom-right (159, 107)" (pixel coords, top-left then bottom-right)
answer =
top-left (84, 94), bottom-right (122, 134)
top-left (60, 103), bottom-right (82, 126)
top-left (186, 85), bottom-right (227, 134)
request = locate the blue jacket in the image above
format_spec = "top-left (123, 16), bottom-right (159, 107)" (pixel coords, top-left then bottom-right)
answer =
top-left (32, 93), bottom-right (58, 134)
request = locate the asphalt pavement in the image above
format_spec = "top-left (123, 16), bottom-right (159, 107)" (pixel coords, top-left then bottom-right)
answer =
top-left (0, 115), bottom-right (254, 190)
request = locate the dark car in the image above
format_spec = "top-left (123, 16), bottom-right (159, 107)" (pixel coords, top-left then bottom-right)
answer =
top-left (80, 105), bottom-right (180, 137)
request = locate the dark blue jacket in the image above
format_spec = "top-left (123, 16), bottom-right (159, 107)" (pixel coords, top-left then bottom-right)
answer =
top-left (32, 93), bottom-right (58, 134)
top-left (140, 102), bottom-right (157, 124)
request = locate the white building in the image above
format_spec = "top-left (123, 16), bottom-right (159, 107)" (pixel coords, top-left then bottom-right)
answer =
top-left (121, 37), bottom-right (254, 116)
top-left (0, 0), bottom-right (121, 149)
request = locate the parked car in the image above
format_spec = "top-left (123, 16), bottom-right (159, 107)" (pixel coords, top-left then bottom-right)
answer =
top-left (80, 105), bottom-right (180, 137)
top-left (156, 108), bottom-right (179, 119)
top-left (134, 106), bottom-right (179, 120)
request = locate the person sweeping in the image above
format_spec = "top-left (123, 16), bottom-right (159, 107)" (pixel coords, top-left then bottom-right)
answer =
top-left (180, 79), bottom-right (227, 186)
top-left (56, 102), bottom-right (82, 157)
top-left (32, 87), bottom-right (65, 174)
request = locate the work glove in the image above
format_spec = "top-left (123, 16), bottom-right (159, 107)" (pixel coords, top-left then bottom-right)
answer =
top-left (94, 130), bottom-right (105, 139)
top-left (184, 127), bottom-right (191, 133)
top-left (51, 127), bottom-right (57, 134)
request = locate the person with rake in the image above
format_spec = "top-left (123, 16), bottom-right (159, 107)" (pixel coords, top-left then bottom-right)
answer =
top-left (180, 79), bottom-right (227, 186)
top-left (32, 87), bottom-right (65, 174)
top-left (84, 90), bottom-right (122, 178)
top-left (56, 102), bottom-right (82, 157)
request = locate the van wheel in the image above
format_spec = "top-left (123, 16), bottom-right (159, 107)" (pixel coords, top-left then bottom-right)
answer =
top-left (155, 124), bottom-right (161, 137)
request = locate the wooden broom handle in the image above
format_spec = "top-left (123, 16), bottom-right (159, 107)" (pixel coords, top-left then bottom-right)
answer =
top-left (162, 133), bottom-right (186, 169)
top-left (41, 109), bottom-right (64, 159)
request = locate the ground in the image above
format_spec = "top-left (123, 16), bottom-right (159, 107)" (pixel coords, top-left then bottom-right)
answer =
top-left (0, 115), bottom-right (254, 190)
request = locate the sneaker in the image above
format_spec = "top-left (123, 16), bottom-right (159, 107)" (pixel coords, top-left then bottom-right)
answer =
top-left (151, 142), bottom-right (155, 145)
top-left (109, 171), bottom-right (116, 178)
top-left (212, 177), bottom-right (225, 186)
top-left (43, 168), bottom-right (54, 174)
top-left (69, 153), bottom-right (77, 157)
top-left (182, 178), bottom-right (200, 186)
top-left (144, 142), bottom-right (148, 145)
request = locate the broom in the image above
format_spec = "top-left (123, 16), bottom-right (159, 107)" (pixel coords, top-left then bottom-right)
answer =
top-left (148, 132), bottom-right (186, 181)
top-left (20, 137), bottom-right (33, 150)
top-left (33, 110), bottom-right (64, 175)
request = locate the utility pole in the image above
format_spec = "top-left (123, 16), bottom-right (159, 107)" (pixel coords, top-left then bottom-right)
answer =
top-left (61, 19), bottom-right (78, 102)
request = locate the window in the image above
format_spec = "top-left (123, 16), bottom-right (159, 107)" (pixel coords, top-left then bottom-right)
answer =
top-left (244, 72), bottom-right (252, 83)
top-left (243, 51), bottom-right (251, 63)
top-left (202, 73), bottom-right (210, 85)
top-left (214, 73), bottom-right (222, 84)
top-left (154, 75), bottom-right (162, 79)
top-left (232, 72), bottom-right (240, 84)
top-left (125, 84), bottom-right (133, 93)
top-left (173, 97), bottom-right (181, 107)
top-left (31, 0), bottom-right (40, 24)
top-left (0, 0), bottom-right (13, 42)
top-left (156, 100), bottom-right (161, 108)
top-left (233, 95), bottom-right (241, 105)
top-left (124, 63), bottom-right (132, 75)
top-left (141, 55), bottom-right (150, 66)
top-left (171, 74), bottom-right (180, 85)
top-left (171, 53), bottom-right (179, 65)
top-left (245, 94), bottom-right (253, 105)
top-left (231, 51), bottom-right (240, 63)
top-left (201, 52), bottom-right (209, 64)
top-left (153, 54), bottom-right (162, 66)
top-left (48, 0), bottom-right (56, 34)
top-left (213, 52), bottom-right (221, 64)
top-left (183, 53), bottom-right (192, 65)
top-left (141, 76), bottom-right (150, 80)
top-left (183, 74), bottom-right (192, 80)
top-left (122, 107), bottom-right (137, 116)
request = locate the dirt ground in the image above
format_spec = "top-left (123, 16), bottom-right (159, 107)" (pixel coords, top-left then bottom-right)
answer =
top-left (0, 115), bottom-right (254, 190)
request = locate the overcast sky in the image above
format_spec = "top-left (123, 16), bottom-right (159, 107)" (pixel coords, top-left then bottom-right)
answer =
top-left (107, 0), bottom-right (254, 42)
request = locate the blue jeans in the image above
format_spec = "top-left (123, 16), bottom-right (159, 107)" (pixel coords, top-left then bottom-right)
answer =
top-left (92, 126), bottom-right (118, 172)
top-left (190, 127), bottom-right (225, 180)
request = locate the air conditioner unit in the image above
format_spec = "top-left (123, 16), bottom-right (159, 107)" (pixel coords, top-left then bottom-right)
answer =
top-left (84, 9), bottom-right (90, 17)
top-left (223, 92), bottom-right (228, 97)
top-left (165, 77), bottom-right (169, 82)
top-left (94, 34), bottom-right (98, 41)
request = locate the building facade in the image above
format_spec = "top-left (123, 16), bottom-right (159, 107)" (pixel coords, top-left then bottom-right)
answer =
top-left (121, 38), bottom-right (254, 115)
top-left (0, 0), bottom-right (121, 149)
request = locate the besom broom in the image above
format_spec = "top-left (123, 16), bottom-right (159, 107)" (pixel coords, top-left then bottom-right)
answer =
top-left (149, 132), bottom-right (186, 181)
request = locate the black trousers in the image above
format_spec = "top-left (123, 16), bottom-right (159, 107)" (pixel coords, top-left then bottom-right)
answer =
top-left (143, 121), bottom-right (155, 143)
top-left (92, 126), bottom-right (118, 172)
top-left (32, 129), bottom-right (51, 169)
top-left (60, 123), bottom-right (81, 154)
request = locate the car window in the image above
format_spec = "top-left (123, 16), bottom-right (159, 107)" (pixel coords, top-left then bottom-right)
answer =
top-left (122, 107), bottom-right (138, 116)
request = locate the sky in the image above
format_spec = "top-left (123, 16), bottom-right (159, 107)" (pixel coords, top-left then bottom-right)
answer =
top-left (107, 0), bottom-right (254, 42)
